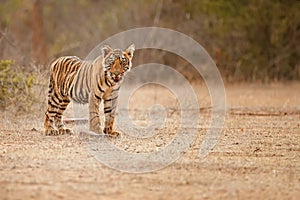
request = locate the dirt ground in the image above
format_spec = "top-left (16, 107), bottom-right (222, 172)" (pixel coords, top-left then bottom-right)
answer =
top-left (0, 82), bottom-right (299, 200)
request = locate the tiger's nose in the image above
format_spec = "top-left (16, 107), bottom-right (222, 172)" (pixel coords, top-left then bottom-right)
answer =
top-left (113, 72), bottom-right (121, 80)
top-left (113, 75), bottom-right (121, 81)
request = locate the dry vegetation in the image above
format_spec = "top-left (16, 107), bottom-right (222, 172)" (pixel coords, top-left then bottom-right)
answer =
top-left (1, 83), bottom-right (299, 200)
top-left (1, 0), bottom-right (299, 81)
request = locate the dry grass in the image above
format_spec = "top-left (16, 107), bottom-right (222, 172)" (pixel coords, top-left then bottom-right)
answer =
top-left (0, 82), bottom-right (300, 199)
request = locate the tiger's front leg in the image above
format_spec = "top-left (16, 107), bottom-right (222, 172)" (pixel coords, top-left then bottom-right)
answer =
top-left (103, 92), bottom-right (120, 137)
top-left (88, 92), bottom-right (102, 134)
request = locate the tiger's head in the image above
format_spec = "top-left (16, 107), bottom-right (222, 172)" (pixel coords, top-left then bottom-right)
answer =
top-left (102, 44), bottom-right (135, 85)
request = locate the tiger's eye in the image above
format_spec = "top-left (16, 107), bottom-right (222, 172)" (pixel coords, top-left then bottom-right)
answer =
top-left (121, 57), bottom-right (127, 66)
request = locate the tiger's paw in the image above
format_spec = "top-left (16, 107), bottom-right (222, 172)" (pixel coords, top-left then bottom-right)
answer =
top-left (44, 129), bottom-right (59, 136)
top-left (58, 128), bottom-right (73, 135)
top-left (106, 130), bottom-right (122, 138)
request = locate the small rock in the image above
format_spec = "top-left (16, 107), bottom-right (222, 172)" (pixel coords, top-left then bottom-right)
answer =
top-left (31, 128), bottom-right (38, 132)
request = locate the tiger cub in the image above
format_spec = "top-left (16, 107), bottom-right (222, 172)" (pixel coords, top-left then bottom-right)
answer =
top-left (44, 44), bottom-right (135, 136)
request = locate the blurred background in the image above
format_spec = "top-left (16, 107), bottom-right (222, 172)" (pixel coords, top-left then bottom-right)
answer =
top-left (0, 0), bottom-right (299, 112)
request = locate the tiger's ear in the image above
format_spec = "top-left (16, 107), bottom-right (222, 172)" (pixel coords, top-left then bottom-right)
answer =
top-left (102, 45), bottom-right (113, 57)
top-left (125, 44), bottom-right (135, 59)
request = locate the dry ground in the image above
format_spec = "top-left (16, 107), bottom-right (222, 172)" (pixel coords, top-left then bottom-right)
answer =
top-left (0, 82), bottom-right (299, 200)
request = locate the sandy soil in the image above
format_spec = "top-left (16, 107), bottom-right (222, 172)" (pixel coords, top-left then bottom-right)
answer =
top-left (0, 82), bottom-right (299, 200)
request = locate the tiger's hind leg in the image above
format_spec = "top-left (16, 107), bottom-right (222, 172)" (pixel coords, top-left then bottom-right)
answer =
top-left (44, 59), bottom-right (74, 136)
top-left (44, 111), bottom-right (58, 136)
top-left (54, 98), bottom-right (73, 135)
top-left (44, 86), bottom-right (73, 136)
top-left (44, 97), bottom-right (73, 135)
top-left (44, 78), bottom-right (59, 135)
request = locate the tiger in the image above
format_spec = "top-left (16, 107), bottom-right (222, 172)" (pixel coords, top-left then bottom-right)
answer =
top-left (44, 44), bottom-right (135, 136)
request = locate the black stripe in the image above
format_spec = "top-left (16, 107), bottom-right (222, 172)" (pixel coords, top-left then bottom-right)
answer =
top-left (81, 63), bottom-right (88, 81)
top-left (97, 83), bottom-right (104, 93)
top-left (49, 102), bottom-right (59, 109)
top-left (76, 71), bottom-right (85, 102)
top-left (82, 89), bottom-right (89, 101)
top-left (48, 110), bottom-right (58, 114)
top-left (86, 77), bottom-right (90, 92)
top-left (52, 96), bottom-right (69, 106)
top-left (104, 96), bottom-right (118, 102)
top-left (65, 57), bottom-right (79, 75)
top-left (57, 62), bottom-right (64, 77)
top-left (49, 97), bottom-right (58, 106)
top-left (49, 101), bottom-right (67, 110)
top-left (73, 71), bottom-right (82, 98)
top-left (63, 99), bottom-right (70, 103)
top-left (48, 86), bottom-right (53, 93)
top-left (49, 101), bottom-right (59, 110)
top-left (95, 93), bottom-right (101, 100)
top-left (65, 58), bottom-right (75, 72)
top-left (84, 64), bottom-right (91, 92)
top-left (104, 107), bottom-right (111, 111)
top-left (104, 109), bottom-right (112, 114)
top-left (69, 72), bottom-right (77, 86)
top-left (70, 86), bottom-right (74, 99)
top-left (54, 91), bottom-right (63, 103)
top-left (58, 106), bottom-right (67, 111)
top-left (60, 88), bottom-right (65, 97)
top-left (105, 78), bottom-right (111, 87)
top-left (104, 72), bottom-right (111, 87)
top-left (64, 59), bottom-right (72, 75)
top-left (52, 95), bottom-right (61, 106)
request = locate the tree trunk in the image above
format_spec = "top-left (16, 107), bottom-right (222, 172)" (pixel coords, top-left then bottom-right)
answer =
top-left (32, 0), bottom-right (47, 64)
